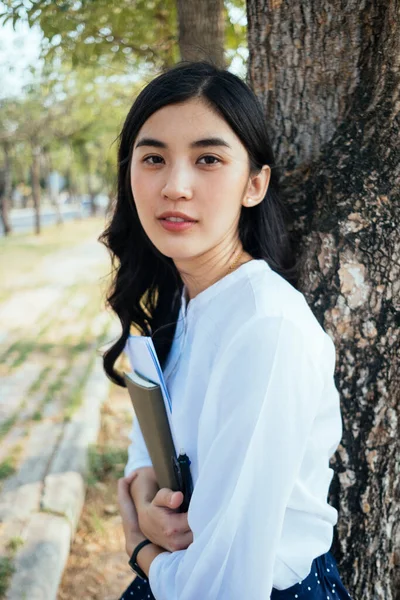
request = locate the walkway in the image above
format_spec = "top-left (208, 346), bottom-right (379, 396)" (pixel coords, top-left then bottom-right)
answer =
top-left (0, 224), bottom-right (115, 599)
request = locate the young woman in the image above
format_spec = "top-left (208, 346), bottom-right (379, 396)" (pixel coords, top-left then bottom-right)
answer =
top-left (100, 61), bottom-right (353, 600)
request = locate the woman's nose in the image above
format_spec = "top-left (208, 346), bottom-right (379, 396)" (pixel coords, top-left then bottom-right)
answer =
top-left (161, 164), bottom-right (193, 200)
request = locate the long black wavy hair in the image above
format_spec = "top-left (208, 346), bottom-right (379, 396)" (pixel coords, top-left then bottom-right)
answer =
top-left (99, 61), bottom-right (297, 387)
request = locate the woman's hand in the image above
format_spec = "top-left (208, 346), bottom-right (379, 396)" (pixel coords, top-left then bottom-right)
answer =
top-left (138, 487), bottom-right (194, 553)
top-left (117, 472), bottom-right (148, 557)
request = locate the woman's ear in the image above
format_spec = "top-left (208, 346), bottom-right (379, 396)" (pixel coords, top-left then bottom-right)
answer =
top-left (242, 165), bottom-right (271, 207)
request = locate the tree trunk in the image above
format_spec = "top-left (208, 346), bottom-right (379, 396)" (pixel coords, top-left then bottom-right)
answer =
top-left (0, 142), bottom-right (12, 236)
top-left (177, 0), bottom-right (225, 67)
top-left (247, 1), bottom-right (399, 599)
top-left (31, 144), bottom-right (41, 235)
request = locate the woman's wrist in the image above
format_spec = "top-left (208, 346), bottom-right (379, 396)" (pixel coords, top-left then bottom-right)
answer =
top-left (135, 540), bottom-right (168, 578)
top-left (128, 532), bottom-right (168, 579)
top-left (126, 530), bottom-right (148, 558)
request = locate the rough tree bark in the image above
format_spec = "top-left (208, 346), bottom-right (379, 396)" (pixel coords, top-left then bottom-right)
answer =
top-left (0, 142), bottom-right (12, 235)
top-left (31, 142), bottom-right (41, 235)
top-left (177, 0), bottom-right (225, 67)
top-left (247, 1), bottom-right (399, 599)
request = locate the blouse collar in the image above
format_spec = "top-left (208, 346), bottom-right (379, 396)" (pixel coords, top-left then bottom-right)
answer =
top-left (180, 259), bottom-right (270, 317)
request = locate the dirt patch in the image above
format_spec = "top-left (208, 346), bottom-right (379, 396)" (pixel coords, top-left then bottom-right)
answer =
top-left (57, 383), bottom-right (136, 600)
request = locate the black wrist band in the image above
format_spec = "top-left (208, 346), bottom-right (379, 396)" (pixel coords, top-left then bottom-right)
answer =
top-left (129, 539), bottom-right (152, 580)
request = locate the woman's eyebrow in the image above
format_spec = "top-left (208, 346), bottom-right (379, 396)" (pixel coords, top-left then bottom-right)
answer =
top-left (135, 137), bottom-right (166, 149)
top-left (134, 136), bottom-right (232, 150)
top-left (191, 137), bottom-right (232, 149)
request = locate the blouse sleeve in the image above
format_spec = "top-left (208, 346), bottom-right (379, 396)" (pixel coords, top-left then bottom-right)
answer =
top-left (148, 315), bottom-right (329, 599)
top-left (124, 413), bottom-right (153, 476)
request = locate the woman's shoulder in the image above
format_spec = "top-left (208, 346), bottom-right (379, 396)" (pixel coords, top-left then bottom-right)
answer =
top-left (251, 265), bottom-right (319, 322)
top-left (217, 262), bottom-right (332, 362)
top-left (240, 262), bottom-right (325, 333)
top-left (198, 260), bottom-right (333, 362)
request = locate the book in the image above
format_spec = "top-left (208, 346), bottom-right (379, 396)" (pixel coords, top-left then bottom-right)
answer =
top-left (124, 335), bottom-right (193, 512)
top-left (125, 335), bottom-right (172, 412)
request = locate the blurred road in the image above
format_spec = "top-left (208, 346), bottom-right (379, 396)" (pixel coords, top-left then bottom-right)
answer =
top-left (0, 205), bottom-right (91, 237)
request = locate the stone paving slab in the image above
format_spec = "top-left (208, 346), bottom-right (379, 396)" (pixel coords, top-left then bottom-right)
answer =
top-left (1, 422), bottom-right (63, 495)
top-left (0, 482), bottom-right (42, 528)
top-left (0, 363), bottom-right (42, 423)
top-left (41, 471), bottom-right (85, 535)
top-left (0, 363), bottom-right (66, 463)
top-left (5, 513), bottom-right (71, 600)
top-left (47, 358), bottom-right (109, 477)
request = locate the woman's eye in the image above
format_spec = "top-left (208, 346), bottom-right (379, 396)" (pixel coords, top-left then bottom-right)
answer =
top-left (198, 155), bottom-right (221, 165)
top-left (143, 155), bottom-right (164, 165)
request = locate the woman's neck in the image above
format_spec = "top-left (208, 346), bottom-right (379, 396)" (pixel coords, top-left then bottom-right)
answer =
top-left (178, 248), bottom-right (254, 302)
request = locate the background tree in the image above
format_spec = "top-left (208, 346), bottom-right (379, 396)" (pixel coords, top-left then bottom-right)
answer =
top-left (177, 0), bottom-right (225, 66)
top-left (0, 0), bottom-right (246, 71)
top-left (247, 1), bottom-right (399, 599)
top-left (0, 0), bottom-right (178, 70)
top-left (0, 141), bottom-right (12, 235)
top-left (0, 65), bottom-right (133, 234)
top-left (0, 100), bottom-right (19, 235)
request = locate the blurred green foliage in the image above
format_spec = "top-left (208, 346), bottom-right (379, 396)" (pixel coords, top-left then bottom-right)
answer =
top-left (1, 0), bottom-right (178, 70)
top-left (0, 67), bottom-right (136, 202)
top-left (0, 0), bottom-right (246, 71)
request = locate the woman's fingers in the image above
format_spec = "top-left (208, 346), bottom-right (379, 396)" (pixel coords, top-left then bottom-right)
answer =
top-left (124, 470), bottom-right (139, 485)
top-left (152, 487), bottom-right (184, 510)
top-left (117, 474), bottom-right (140, 526)
top-left (167, 529), bottom-right (194, 552)
top-left (118, 473), bottom-right (138, 505)
top-left (135, 486), bottom-right (193, 552)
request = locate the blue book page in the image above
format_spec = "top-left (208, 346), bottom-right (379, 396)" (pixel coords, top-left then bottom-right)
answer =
top-left (125, 335), bottom-right (172, 413)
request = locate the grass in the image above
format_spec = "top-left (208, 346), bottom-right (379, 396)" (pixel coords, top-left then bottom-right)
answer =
top-left (0, 416), bottom-right (17, 441)
top-left (31, 364), bottom-right (70, 422)
top-left (28, 365), bottom-right (52, 395)
top-left (0, 538), bottom-right (25, 599)
top-left (0, 556), bottom-right (15, 598)
top-left (0, 458), bottom-right (15, 481)
top-left (87, 444), bottom-right (127, 486)
top-left (41, 367), bottom-right (69, 407)
top-left (86, 508), bottom-right (106, 536)
top-left (6, 538), bottom-right (24, 553)
top-left (9, 340), bottom-right (52, 370)
top-left (0, 445), bottom-right (23, 481)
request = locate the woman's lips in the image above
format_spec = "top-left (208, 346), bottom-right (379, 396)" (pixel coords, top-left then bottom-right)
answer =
top-left (158, 218), bottom-right (197, 232)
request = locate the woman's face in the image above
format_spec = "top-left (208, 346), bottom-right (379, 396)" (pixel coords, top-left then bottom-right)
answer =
top-left (130, 98), bottom-right (257, 268)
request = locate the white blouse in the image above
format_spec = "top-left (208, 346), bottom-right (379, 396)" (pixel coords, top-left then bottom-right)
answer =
top-left (125, 259), bottom-right (343, 599)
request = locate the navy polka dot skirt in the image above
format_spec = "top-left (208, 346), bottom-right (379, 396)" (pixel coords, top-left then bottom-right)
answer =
top-left (118, 551), bottom-right (352, 599)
